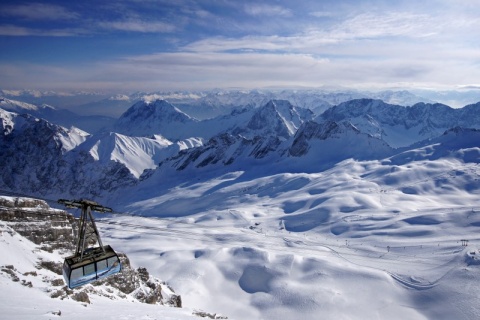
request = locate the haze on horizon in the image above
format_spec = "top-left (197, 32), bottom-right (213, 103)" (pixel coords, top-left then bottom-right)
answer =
top-left (0, 0), bottom-right (479, 93)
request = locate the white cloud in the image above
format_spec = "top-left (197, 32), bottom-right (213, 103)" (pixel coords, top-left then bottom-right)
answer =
top-left (98, 20), bottom-right (176, 33)
top-left (244, 4), bottom-right (292, 17)
top-left (0, 3), bottom-right (79, 21)
top-left (337, 12), bottom-right (439, 39)
top-left (309, 11), bottom-right (334, 18)
top-left (181, 11), bottom-right (453, 54)
top-left (0, 24), bottom-right (85, 37)
top-left (0, 25), bottom-right (30, 36)
top-left (457, 85), bottom-right (480, 90)
top-left (4, 47), bottom-right (478, 93)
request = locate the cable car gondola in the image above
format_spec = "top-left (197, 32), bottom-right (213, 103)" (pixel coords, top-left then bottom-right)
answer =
top-left (58, 199), bottom-right (121, 289)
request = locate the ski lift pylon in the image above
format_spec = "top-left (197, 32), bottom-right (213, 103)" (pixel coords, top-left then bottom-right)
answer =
top-left (58, 198), bottom-right (121, 289)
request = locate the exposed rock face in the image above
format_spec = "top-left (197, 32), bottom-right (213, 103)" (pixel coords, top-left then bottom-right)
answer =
top-left (289, 121), bottom-right (344, 157)
top-left (0, 196), bottom-right (181, 307)
top-left (0, 197), bottom-right (75, 252)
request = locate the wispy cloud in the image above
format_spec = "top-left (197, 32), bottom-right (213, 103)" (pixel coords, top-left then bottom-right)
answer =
top-left (309, 11), bottom-right (334, 18)
top-left (0, 3), bottom-right (79, 21)
top-left (3, 45), bottom-right (479, 93)
top-left (181, 9), bottom-right (477, 58)
top-left (0, 24), bottom-right (85, 37)
top-left (336, 12), bottom-right (439, 39)
top-left (0, 25), bottom-right (31, 36)
top-left (244, 4), bottom-right (292, 17)
top-left (98, 20), bottom-right (177, 33)
top-left (457, 85), bottom-right (480, 90)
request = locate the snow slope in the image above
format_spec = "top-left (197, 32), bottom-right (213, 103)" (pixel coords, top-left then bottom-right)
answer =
top-left (101, 150), bottom-right (480, 319)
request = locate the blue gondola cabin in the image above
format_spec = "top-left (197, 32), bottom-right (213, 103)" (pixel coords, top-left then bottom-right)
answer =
top-left (63, 245), bottom-right (121, 289)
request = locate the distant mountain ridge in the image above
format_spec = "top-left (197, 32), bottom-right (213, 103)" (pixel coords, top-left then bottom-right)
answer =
top-left (113, 98), bottom-right (313, 142)
top-left (1, 88), bottom-right (445, 119)
top-left (0, 97), bottom-right (115, 133)
top-left (318, 99), bottom-right (480, 147)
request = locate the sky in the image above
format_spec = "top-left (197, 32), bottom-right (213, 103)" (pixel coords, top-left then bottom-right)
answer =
top-left (0, 0), bottom-right (479, 93)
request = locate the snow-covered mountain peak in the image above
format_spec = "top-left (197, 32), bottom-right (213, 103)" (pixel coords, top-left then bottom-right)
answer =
top-left (126, 99), bottom-right (192, 120)
top-left (387, 127), bottom-right (480, 167)
top-left (295, 120), bottom-right (360, 141)
top-left (0, 97), bottom-right (39, 113)
top-left (320, 98), bottom-right (403, 122)
top-left (0, 109), bottom-right (88, 153)
top-left (76, 131), bottom-right (173, 178)
top-left (287, 119), bottom-right (394, 169)
top-left (236, 99), bottom-right (314, 139)
top-left (370, 90), bottom-right (435, 106)
top-left (0, 108), bottom-right (16, 135)
top-left (108, 94), bottom-right (130, 101)
top-left (433, 127), bottom-right (480, 150)
top-left (318, 98), bottom-right (480, 148)
top-left (40, 103), bottom-right (56, 110)
top-left (113, 99), bottom-right (197, 139)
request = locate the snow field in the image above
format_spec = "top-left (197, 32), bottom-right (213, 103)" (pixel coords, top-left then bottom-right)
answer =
top-left (94, 153), bottom-right (479, 319)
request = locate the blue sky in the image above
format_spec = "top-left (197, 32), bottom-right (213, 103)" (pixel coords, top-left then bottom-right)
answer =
top-left (0, 0), bottom-right (479, 92)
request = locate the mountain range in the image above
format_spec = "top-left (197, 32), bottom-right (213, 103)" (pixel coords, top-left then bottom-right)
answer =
top-left (5, 87), bottom-right (477, 118)
top-left (1, 93), bottom-right (479, 204)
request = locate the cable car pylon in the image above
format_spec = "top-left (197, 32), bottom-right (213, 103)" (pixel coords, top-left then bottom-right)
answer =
top-left (58, 199), bottom-right (121, 289)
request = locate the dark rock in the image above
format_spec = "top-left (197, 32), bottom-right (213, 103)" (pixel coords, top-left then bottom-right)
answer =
top-left (72, 291), bottom-right (90, 304)
top-left (51, 278), bottom-right (64, 286)
top-left (37, 260), bottom-right (62, 275)
top-left (169, 294), bottom-right (182, 308)
top-left (193, 310), bottom-right (228, 319)
top-left (21, 280), bottom-right (33, 287)
top-left (138, 267), bottom-right (150, 282)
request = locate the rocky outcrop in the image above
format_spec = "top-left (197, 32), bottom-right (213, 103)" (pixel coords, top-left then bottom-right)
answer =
top-left (0, 197), bottom-right (75, 252)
